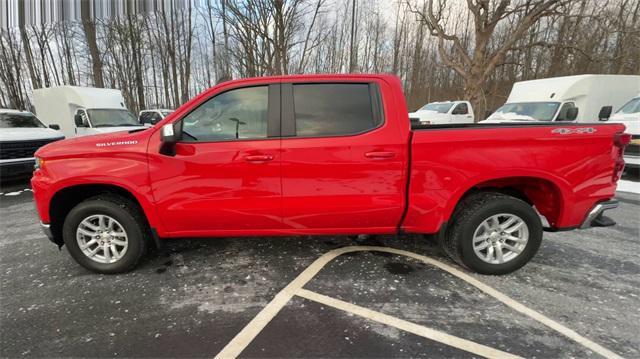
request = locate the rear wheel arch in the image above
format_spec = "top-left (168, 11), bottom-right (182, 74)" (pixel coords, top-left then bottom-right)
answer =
top-left (443, 191), bottom-right (543, 275)
top-left (446, 175), bottom-right (569, 230)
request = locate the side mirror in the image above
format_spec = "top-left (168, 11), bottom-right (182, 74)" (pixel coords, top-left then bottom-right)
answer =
top-left (598, 106), bottom-right (612, 121)
top-left (74, 114), bottom-right (85, 127)
top-left (49, 124), bottom-right (60, 130)
top-left (566, 107), bottom-right (579, 121)
top-left (160, 123), bottom-right (179, 156)
top-left (160, 123), bottom-right (177, 143)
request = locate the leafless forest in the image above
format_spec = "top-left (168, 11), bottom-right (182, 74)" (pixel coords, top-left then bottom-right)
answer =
top-left (1, 0), bottom-right (638, 120)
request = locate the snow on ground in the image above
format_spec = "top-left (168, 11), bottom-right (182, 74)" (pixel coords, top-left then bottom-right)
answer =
top-left (617, 179), bottom-right (640, 194)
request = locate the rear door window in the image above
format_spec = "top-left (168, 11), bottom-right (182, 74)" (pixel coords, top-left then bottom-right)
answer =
top-left (291, 83), bottom-right (382, 137)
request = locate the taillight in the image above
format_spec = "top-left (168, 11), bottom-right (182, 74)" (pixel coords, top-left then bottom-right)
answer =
top-left (614, 133), bottom-right (632, 147)
top-left (612, 133), bottom-right (631, 182)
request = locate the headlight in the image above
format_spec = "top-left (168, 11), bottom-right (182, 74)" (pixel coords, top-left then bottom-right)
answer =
top-left (34, 157), bottom-right (44, 171)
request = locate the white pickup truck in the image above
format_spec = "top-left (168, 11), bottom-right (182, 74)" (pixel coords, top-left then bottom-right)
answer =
top-left (609, 94), bottom-right (640, 169)
top-left (0, 109), bottom-right (64, 179)
top-left (138, 109), bottom-right (174, 125)
top-left (409, 101), bottom-right (474, 124)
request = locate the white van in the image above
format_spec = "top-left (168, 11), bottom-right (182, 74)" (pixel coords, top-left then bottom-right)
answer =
top-left (608, 94), bottom-right (640, 169)
top-left (32, 86), bottom-right (144, 138)
top-left (409, 101), bottom-right (474, 124)
top-left (483, 75), bottom-right (640, 123)
top-left (0, 109), bottom-right (64, 178)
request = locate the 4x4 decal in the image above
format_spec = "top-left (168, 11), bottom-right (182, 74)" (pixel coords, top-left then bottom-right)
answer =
top-left (552, 127), bottom-right (597, 135)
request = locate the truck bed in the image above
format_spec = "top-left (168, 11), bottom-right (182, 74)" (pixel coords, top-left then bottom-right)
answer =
top-left (402, 122), bottom-right (626, 233)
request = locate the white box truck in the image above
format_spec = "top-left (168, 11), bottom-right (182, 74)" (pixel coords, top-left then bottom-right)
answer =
top-left (482, 75), bottom-right (640, 123)
top-left (32, 86), bottom-right (144, 138)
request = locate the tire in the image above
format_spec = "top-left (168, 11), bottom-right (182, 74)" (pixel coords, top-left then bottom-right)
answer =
top-left (443, 192), bottom-right (542, 275)
top-left (63, 195), bottom-right (148, 274)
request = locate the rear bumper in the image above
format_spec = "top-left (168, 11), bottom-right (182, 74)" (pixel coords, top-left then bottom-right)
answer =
top-left (579, 200), bottom-right (618, 229)
top-left (623, 155), bottom-right (640, 168)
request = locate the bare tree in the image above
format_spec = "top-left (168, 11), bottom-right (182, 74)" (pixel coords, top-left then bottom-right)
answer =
top-left (1, 0), bottom-right (638, 115)
top-left (412, 0), bottom-right (568, 120)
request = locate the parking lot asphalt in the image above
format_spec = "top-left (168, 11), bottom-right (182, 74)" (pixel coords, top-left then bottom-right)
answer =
top-left (1, 174), bottom-right (639, 358)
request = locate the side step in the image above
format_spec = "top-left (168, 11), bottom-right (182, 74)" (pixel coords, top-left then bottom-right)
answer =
top-left (580, 200), bottom-right (618, 229)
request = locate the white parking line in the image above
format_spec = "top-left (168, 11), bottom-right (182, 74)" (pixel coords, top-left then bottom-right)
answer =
top-left (297, 289), bottom-right (522, 359)
top-left (0, 188), bottom-right (31, 197)
top-left (617, 179), bottom-right (640, 194)
top-left (215, 246), bottom-right (622, 359)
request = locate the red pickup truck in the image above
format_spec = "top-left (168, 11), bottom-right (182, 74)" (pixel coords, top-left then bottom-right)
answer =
top-left (32, 74), bottom-right (630, 275)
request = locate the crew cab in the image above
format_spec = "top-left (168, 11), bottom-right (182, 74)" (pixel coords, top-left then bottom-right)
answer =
top-left (31, 74), bottom-right (630, 275)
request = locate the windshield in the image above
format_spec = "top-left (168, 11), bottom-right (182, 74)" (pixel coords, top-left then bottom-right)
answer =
top-left (418, 103), bottom-right (454, 113)
top-left (0, 113), bottom-right (46, 128)
top-left (616, 97), bottom-right (640, 114)
top-left (86, 109), bottom-right (141, 127)
top-left (491, 102), bottom-right (560, 121)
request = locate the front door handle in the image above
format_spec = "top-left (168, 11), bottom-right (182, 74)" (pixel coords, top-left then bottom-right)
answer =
top-left (244, 154), bottom-right (274, 162)
top-left (365, 151), bottom-right (396, 159)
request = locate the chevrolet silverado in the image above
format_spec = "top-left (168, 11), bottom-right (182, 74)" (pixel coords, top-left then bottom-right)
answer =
top-left (31, 74), bottom-right (630, 274)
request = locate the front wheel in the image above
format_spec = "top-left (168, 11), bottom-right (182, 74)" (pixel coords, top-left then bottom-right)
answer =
top-left (443, 192), bottom-right (543, 275)
top-left (63, 195), bottom-right (148, 274)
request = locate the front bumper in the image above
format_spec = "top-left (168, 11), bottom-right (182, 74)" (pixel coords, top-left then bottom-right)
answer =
top-left (0, 158), bottom-right (35, 178)
top-left (40, 222), bottom-right (55, 242)
top-left (580, 200), bottom-right (618, 229)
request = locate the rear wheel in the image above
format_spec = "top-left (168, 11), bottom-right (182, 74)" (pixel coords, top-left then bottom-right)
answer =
top-left (443, 192), bottom-right (542, 275)
top-left (63, 195), bottom-right (148, 274)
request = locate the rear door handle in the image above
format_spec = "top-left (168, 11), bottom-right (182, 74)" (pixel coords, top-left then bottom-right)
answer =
top-left (244, 154), bottom-right (274, 162)
top-left (365, 151), bottom-right (396, 159)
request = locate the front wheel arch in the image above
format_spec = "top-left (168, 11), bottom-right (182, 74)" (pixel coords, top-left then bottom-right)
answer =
top-left (49, 184), bottom-right (152, 247)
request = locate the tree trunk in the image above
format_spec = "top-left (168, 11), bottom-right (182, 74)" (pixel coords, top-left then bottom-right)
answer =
top-left (464, 78), bottom-right (486, 122)
top-left (81, 0), bottom-right (104, 88)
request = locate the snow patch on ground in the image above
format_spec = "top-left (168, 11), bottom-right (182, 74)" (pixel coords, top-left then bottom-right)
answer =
top-left (617, 180), bottom-right (640, 194)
